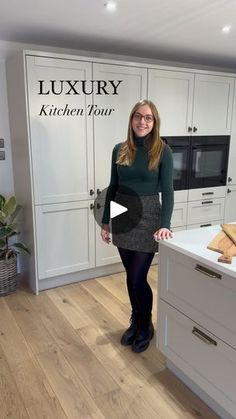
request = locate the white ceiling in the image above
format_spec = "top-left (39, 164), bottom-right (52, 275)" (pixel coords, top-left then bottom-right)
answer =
top-left (1, 0), bottom-right (236, 70)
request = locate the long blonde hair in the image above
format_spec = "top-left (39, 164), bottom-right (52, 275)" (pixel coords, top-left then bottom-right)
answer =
top-left (117, 100), bottom-right (165, 170)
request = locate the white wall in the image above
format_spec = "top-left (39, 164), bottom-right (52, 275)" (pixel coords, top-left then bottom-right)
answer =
top-left (1, 39), bottom-right (235, 198)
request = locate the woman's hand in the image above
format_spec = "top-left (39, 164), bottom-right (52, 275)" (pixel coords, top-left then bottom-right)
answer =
top-left (101, 224), bottom-right (111, 244)
top-left (153, 228), bottom-right (173, 241)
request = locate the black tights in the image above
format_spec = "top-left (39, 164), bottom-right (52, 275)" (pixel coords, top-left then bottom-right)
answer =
top-left (118, 248), bottom-right (154, 321)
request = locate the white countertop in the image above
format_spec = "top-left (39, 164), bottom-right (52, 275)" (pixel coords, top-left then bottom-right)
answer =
top-left (160, 224), bottom-right (236, 278)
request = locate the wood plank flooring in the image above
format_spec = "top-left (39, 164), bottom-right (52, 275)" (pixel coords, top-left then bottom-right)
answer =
top-left (0, 265), bottom-right (219, 418)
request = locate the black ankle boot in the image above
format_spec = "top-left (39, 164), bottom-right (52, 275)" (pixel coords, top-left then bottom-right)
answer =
top-left (132, 319), bottom-right (154, 353)
top-left (120, 311), bottom-right (139, 346)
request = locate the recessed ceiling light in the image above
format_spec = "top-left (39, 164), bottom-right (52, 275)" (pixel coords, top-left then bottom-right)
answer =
top-left (104, 1), bottom-right (117, 12)
top-left (221, 25), bottom-right (231, 33)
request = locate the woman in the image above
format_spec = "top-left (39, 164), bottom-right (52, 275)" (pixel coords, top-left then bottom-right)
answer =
top-left (101, 99), bottom-right (174, 353)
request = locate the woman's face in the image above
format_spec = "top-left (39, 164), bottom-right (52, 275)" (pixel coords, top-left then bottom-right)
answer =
top-left (131, 104), bottom-right (154, 137)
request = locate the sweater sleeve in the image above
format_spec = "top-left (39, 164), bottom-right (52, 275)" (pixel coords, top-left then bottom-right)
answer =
top-left (102, 144), bottom-right (120, 224)
top-left (159, 145), bottom-right (174, 229)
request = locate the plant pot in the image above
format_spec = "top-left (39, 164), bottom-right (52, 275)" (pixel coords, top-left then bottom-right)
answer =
top-left (0, 254), bottom-right (18, 297)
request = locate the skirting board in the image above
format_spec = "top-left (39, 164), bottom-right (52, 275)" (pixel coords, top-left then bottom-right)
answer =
top-left (37, 254), bottom-right (158, 293)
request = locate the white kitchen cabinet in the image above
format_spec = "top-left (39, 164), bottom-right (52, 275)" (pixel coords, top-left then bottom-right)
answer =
top-left (174, 190), bottom-right (188, 203)
top-left (26, 55), bottom-right (94, 205)
top-left (148, 69), bottom-right (194, 136)
top-left (6, 49), bottom-right (236, 293)
top-left (192, 74), bottom-right (234, 136)
top-left (92, 62), bottom-right (147, 266)
top-left (6, 50), bottom-right (147, 290)
top-left (171, 202), bottom-right (187, 229)
top-left (157, 227), bottom-right (236, 417)
top-left (148, 69), bottom-right (234, 136)
top-left (187, 197), bottom-right (225, 225)
top-left (35, 201), bottom-right (95, 279)
top-left (188, 186), bottom-right (226, 201)
top-left (227, 79), bottom-right (236, 185)
top-left (169, 191), bottom-right (188, 229)
top-left (159, 246), bottom-right (236, 348)
top-left (93, 62), bottom-right (147, 191)
top-left (224, 185), bottom-right (236, 223)
top-left (159, 300), bottom-right (236, 415)
top-left (186, 187), bottom-right (226, 229)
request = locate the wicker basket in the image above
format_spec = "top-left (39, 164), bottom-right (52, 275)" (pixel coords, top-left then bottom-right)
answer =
top-left (0, 255), bottom-right (18, 297)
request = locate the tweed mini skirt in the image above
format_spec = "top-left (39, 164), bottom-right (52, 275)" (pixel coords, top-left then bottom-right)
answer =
top-left (111, 193), bottom-right (161, 253)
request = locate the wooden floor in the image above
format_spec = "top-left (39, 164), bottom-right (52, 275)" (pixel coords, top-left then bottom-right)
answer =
top-left (0, 265), bottom-right (219, 419)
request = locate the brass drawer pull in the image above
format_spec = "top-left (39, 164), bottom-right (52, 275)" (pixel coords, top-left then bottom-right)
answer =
top-left (195, 264), bottom-right (221, 279)
top-left (192, 327), bottom-right (217, 346)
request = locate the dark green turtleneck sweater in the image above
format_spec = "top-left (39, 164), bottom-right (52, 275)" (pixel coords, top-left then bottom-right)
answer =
top-left (102, 136), bottom-right (174, 229)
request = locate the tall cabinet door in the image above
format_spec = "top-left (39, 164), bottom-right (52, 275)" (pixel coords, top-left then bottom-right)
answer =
top-left (26, 55), bottom-right (95, 279)
top-left (148, 69), bottom-right (194, 136)
top-left (227, 78), bottom-right (236, 185)
top-left (224, 185), bottom-right (236, 223)
top-left (93, 63), bottom-right (147, 266)
top-left (26, 55), bottom-right (94, 204)
top-left (192, 74), bottom-right (234, 135)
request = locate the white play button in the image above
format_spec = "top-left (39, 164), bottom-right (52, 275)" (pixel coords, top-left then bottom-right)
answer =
top-left (110, 201), bottom-right (128, 219)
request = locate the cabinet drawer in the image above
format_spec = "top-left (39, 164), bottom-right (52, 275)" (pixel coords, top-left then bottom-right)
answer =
top-left (187, 219), bottom-right (223, 230)
top-left (158, 300), bottom-right (236, 416)
top-left (187, 198), bottom-right (225, 225)
top-left (188, 187), bottom-right (226, 201)
top-left (171, 203), bottom-right (187, 228)
top-left (159, 246), bottom-right (236, 348)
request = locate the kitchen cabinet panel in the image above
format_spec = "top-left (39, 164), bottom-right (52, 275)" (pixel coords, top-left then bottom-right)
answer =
top-left (148, 69), bottom-right (194, 136)
top-left (157, 228), bottom-right (236, 417)
top-left (35, 201), bottom-right (95, 279)
top-left (159, 246), bottom-right (236, 348)
top-left (224, 184), bottom-right (236, 222)
top-left (148, 69), bottom-right (234, 136)
top-left (26, 55), bottom-right (94, 205)
top-left (93, 63), bottom-right (147, 191)
top-left (188, 186), bottom-right (226, 201)
top-left (192, 74), bottom-right (234, 135)
top-left (159, 300), bottom-right (236, 416)
top-left (171, 202), bottom-right (187, 228)
top-left (227, 79), bottom-right (236, 184)
top-left (93, 62), bottom-right (147, 266)
top-left (187, 198), bottom-right (225, 225)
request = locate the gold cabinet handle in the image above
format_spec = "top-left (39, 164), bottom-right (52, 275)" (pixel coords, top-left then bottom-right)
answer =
top-left (195, 264), bottom-right (221, 280)
top-left (192, 327), bottom-right (217, 346)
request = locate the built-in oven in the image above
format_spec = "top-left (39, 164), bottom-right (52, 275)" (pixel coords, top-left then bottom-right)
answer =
top-left (163, 135), bottom-right (230, 191)
top-left (189, 136), bottom-right (230, 189)
top-left (162, 136), bottom-right (189, 190)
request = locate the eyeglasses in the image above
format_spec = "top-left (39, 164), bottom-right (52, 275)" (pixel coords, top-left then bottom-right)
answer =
top-left (133, 112), bottom-right (154, 123)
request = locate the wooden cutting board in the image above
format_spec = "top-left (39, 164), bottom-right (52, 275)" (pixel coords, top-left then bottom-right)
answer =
top-left (207, 230), bottom-right (236, 264)
top-left (221, 223), bottom-right (236, 246)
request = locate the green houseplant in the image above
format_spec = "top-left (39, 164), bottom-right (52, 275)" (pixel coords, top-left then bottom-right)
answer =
top-left (0, 194), bottom-right (30, 296)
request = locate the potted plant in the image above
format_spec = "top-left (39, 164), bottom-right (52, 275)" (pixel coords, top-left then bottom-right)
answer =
top-left (0, 194), bottom-right (30, 296)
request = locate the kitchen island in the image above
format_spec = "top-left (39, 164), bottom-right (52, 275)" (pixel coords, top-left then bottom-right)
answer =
top-left (157, 225), bottom-right (236, 419)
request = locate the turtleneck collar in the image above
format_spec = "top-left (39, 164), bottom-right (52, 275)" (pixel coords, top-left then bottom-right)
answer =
top-left (133, 133), bottom-right (151, 147)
